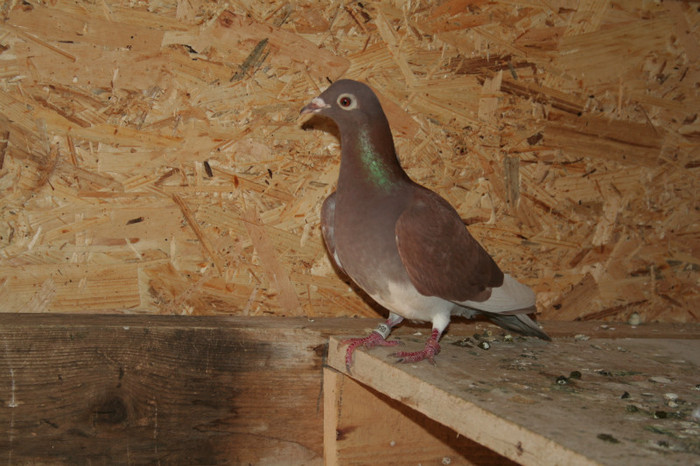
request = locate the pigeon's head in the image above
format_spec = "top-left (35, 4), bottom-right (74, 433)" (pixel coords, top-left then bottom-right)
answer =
top-left (300, 79), bottom-right (385, 127)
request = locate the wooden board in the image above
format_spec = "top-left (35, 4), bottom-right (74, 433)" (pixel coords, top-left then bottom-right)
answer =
top-left (0, 314), bottom-right (372, 465)
top-left (324, 367), bottom-right (518, 466)
top-left (1, 313), bottom-right (697, 463)
top-left (326, 333), bottom-right (700, 465)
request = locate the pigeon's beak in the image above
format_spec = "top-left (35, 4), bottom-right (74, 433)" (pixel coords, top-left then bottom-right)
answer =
top-left (300, 97), bottom-right (330, 115)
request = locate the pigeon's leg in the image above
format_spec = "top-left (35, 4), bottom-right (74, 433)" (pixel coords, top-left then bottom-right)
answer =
top-left (391, 328), bottom-right (442, 364)
top-left (391, 314), bottom-right (449, 365)
top-left (341, 313), bottom-right (404, 370)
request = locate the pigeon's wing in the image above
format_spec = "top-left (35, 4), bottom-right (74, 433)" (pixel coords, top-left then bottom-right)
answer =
top-left (321, 192), bottom-right (347, 276)
top-left (395, 188), bottom-right (504, 302)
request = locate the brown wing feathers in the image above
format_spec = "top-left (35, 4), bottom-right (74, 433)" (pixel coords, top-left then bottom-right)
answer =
top-left (395, 188), bottom-right (503, 302)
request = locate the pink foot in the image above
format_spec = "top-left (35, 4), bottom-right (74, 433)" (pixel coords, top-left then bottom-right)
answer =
top-left (341, 331), bottom-right (400, 370)
top-left (391, 329), bottom-right (441, 365)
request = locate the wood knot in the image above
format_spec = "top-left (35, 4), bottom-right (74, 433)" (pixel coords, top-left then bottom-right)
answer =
top-left (92, 396), bottom-right (128, 426)
top-left (218, 11), bottom-right (236, 28)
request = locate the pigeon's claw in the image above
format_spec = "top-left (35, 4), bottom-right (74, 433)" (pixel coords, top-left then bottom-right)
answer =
top-left (391, 329), bottom-right (441, 364)
top-left (341, 331), bottom-right (400, 371)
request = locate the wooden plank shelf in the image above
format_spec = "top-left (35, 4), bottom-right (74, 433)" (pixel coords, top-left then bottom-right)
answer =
top-left (0, 314), bottom-right (375, 465)
top-left (1, 314), bottom-right (698, 464)
top-left (325, 329), bottom-right (700, 465)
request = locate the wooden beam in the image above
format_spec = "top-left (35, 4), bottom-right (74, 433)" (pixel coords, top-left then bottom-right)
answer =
top-left (0, 314), bottom-right (368, 464)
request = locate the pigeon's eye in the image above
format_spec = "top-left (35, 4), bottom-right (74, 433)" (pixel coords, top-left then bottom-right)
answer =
top-left (337, 94), bottom-right (357, 110)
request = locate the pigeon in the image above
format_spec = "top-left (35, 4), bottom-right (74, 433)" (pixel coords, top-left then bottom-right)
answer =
top-left (300, 79), bottom-right (550, 369)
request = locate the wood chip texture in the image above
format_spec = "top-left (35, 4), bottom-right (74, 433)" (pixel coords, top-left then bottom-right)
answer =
top-left (0, 1), bottom-right (697, 323)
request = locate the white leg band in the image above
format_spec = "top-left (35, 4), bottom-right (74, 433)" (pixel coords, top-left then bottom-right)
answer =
top-left (372, 323), bottom-right (391, 339)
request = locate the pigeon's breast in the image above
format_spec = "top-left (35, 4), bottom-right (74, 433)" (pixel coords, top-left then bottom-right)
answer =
top-left (333, 190), bottom-right (410, 297)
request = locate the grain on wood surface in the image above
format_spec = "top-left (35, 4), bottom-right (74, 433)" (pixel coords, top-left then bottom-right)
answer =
top-left (0, 1), bottom-right (698, 323)
top-left (0, 314), bottom-right (376, 465)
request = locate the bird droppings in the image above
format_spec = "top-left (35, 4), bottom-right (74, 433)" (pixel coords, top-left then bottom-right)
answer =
top-left (691, 408), bottom-right (700, 422)
top-left (628, 313), bottom-right (642, 326)
top-left (441, 456), bottom-right (452, 465)
top-left (575, 334), bottom-right (591, 342)
top-left (413, 336), bottom-right (697, 457)
top-left (477, 341), bottom-right (491, 351)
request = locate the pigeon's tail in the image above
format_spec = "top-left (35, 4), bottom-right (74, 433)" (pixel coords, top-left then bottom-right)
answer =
top-left (485, 313), bottom-right (551, 341)
top-left (460, 274), bottom-right (536, 313)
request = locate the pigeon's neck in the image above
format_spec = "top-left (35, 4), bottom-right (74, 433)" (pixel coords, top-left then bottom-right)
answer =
top-left (338, 123), bottom-right (406, 193)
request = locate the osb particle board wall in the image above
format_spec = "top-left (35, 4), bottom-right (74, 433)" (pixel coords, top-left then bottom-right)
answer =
top-left (0, 1), bottom-right (697, 323)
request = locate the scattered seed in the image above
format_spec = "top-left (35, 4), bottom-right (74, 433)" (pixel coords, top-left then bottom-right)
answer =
top-left (452, 338), bottom-right (475, 348)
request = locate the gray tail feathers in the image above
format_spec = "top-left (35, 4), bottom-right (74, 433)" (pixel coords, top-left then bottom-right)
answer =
top-left (485, 313), bottom-right (551, 341)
